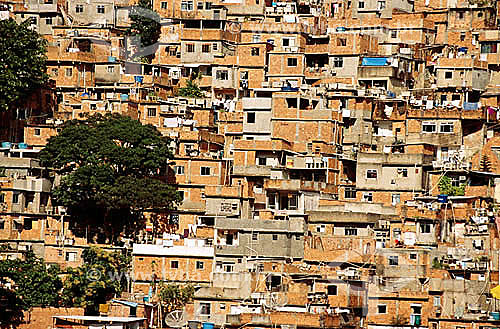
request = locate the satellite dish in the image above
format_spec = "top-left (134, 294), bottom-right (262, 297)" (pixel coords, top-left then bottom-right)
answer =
top-left (264, 292), bottom-right (288, 309)
top-left (165, 310), bottom-right (187, 328)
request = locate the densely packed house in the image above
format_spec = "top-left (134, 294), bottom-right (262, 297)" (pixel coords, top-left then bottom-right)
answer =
top-left (3, 0), bottom-right (500, 327)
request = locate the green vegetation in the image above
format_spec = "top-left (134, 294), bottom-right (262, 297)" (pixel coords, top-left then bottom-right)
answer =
top-left (0, 18), bottom-right (48, 111)
top-left (178, 79), bottom-right (203, 98)
top-left (127, 0), bottom-right (161, 62)
top-left (438, 175), bottom-right (466, 196)
top-left (158, 284), bottom-right (195, 326)
top-left (39, 114), bottom-right (181, 243)
top-left (62, 247), bottom-right (131, 315)
top-left (0, 252), bottom-right (62, 325)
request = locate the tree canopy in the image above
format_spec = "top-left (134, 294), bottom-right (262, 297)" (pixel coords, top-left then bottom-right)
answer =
top-left (0, 18), bottom-right (48, 111)
top-left (39, 114), bottom-right (181, 243)
top-left (0, 251), bottom-right (62, 326)
top-left (127, 0), bottom-right (161, 61)
top-left (178, 80), bottom-right (203, 98)
top-left (62, 247), bottom-right (131, 315)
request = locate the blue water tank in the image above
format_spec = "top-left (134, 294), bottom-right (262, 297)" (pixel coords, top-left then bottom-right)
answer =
top-left (203, 322), bottom-right (215, 329)
top-left (437, 194), bottom-right (448, 203)
top-left (491, 312), bottom-right (500, 320)
top-left (18, 143), bottom-right (28, 149)
top-left (1, 142), bottom-right (11, 148)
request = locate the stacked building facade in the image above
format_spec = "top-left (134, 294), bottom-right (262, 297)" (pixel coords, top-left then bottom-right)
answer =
top-left (3, 0), bottom-right (500, 327)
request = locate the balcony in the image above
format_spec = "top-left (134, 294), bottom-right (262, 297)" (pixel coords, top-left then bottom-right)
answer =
top-left (226, 312), bottom-right (342, 328)
top-left (264, 179), bottom-right (337, 193)
top-left (358, 66), bottom-right (398, 79)
top-left (233, 165), bottom-right (271, 177)
top-left (242, 97), bottom-right (272, 109)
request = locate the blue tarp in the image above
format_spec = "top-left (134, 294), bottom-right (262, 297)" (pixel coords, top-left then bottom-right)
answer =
top-left (361, 57), bottom-right (389, 66)
top-left (463, 102), bottom-right (479, 110)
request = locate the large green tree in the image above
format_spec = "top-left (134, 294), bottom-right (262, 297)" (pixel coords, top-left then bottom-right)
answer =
top-left (0, 18), bottom-right (48, 111)
top-left (127, 0), bottom-right (161, 61)
top-left (62, 247), bottom-right (131, 315)
top-left (39, 114), bottom-right (181, 243)
top-left (0, 251), bottom-right (62, 309)
top-left (0, 251), bottom-right (62, 326)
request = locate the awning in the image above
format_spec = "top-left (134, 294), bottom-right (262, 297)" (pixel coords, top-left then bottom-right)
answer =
top-left (53, 316), bottom-right (146, 323)
top-left (112, 299), bottom-right (138, 308)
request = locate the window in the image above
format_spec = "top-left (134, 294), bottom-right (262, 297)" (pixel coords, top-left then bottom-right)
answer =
top-left (366, 169), bottom-right (377, 179)
top-left (97, 5), bottom-right (105, 13)
top-left (391, 30), bottom-right (397, 38)
top-left (175, 166), bottom-right (185, 175)
top-left (199, 303), bottom-right (211, 315)
top-left (205, 2), bottom-right (212, 9)
top-left (171, 260), bottom-right (179, 269)
top-left (397, 168), bottom-right (408, 178)
top-left (216, 70), bottom-right (228, 80)
top-left (251, 47), bottom-right (260, 56)
top-left (358, 1), bottom-right (364, 8)
top-left (196, 261), bottom-right (204, 269)
top-left (181, 0), bottom-right (193, 10)
top-left (12, 192), bottom-right (20, 204)
top-left (337, 38), bottom-right (347, 46)
top-left (481, 42), bottom-right (497, 54)
top-left (24, 218), bottom-right (32, 230)
top-left (362, 192), bottom-right (373, 202)
top-left (161, 1), bottom-right (167, 9)
top-left (440, 122), bottom-right (454, 133)
top-left (460, 32), bottom-right (466, 41)
top-left (388, 255), bottom-right (399, 266)
top-left (445, 71), bottom-right (453, 79)
top-left (147, 107), bottom-right (156, 117)
top-left (457, 11), bottom-right (464, 19)
top-left (377, 0), bottom-right (385, 9)
top-left (345, 188), bottom-right (356, 199)
top-left (0, 221), bottom-right (4, 230)
top-left (345, 228), bottom-right (358, 236)
top-left (197, 1), bottom-right (204, 9)
top-left (327, 285), bottom-right (338, 295)
top-left (252, 34), bottom-right (261, 42)
top-left (392, 193), bottom-right (400, 205)
top-left (287, 58), bottom-right (298, 67)
top-left (252, 232), bottom-right (259, 240)
top-left (289, 194), bottom-right (298, 209)
top-left (411, 304), bottom-right (422, 315)
top-left (212, 43), bottom-right (218, 51)
top-left (272, 234), bottom-right (278, 241)
top-left (434, 296), bottom-right (441, 306)
top-left (268, 193), bottom-right (276, 209)
top-left (201, 167), bottom-right (211, 176)
top-left (186, 43), bottom-right (195, 52)
top-left (333, 57), bottom-right (343, 68)
top-left (107, 65), bottom-right (114, 73)
top-left (220, 303), bottom-right (226, 310)
top-left (410, 253), bottom-right (417, 260)
top-left (377, 305), bottom-right (387, 314)
top-left (247, 112), bottom-right (255, 123)
top-left (420, 222), bottom-right (432, 234)
top-left (65, 252), bottom-right (77, 262)
top-left (0, 193), bottom-right (4, 203)
top-left (34, 128), bottom-right (41, 136)
top-left (65, 68), bottom-right (72, 77)
top-left (422, 122), bottom-right (436, 133)
top-left (316, 224), bottom-right (325, 233)
top-left (202, 44), bottom-right (210, 53)
top-left (75, 4), bottom-right (84, 12)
